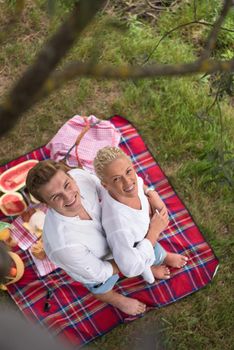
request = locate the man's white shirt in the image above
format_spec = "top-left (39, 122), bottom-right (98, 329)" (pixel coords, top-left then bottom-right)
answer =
top-left (43, 169), bottom-right (113, 285)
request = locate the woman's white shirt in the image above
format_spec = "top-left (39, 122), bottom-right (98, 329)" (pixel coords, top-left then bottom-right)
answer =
top-left (101, 176), bottom-right (155, 277)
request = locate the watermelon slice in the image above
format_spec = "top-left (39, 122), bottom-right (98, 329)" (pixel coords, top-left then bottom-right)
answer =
top-left (0, 192), bottom-right (27, 216)
top-left (0, 159), bottom-right (38, 193)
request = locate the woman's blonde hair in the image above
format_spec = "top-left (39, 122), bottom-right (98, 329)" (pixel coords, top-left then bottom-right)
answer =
top-left (26, 160), bottom-right (70, 203)
top-left (94, 146), bottom-right (129, 181)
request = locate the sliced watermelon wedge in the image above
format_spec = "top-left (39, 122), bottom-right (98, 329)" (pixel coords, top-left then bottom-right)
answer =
top-left (0, 192), bottom-right (27, 216)
top-left (0, 160), bottom-right (38, 193)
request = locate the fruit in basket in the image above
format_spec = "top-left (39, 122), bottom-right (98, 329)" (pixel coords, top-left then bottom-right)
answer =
top-left (0, 251), bottom-right (25, 291)
top-left (9, 267), bottom-right (17, 277)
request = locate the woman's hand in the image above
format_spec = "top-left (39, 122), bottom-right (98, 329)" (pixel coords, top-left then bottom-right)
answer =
top-left (144, 187), bottom-right (168, 219)
top-left (146, 208), bottom-right (169, 246)
top-left (157, 205), bottom-right (169, 223)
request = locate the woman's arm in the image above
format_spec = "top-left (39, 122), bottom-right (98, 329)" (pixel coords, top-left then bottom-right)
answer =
top-left (106, 229), bottom-right (155, 278)
top-left (143, 185), bottom-right (165, 210)
top-left (145, 209), bottom-right (169, 246)
top-left (141, 184), bottom-right (169, 245)
top-left (144, 185), bottom-right (169, 220)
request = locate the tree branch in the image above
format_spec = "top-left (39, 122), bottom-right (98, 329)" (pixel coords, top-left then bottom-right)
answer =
top-left (0, 0), bottom-right (106, 137)
top-left (36, 58), bottom-right (234, 101)
top-left (0, 0), bottom-right (233, 138)
top-left (201, 0), bottom-right (233, 59)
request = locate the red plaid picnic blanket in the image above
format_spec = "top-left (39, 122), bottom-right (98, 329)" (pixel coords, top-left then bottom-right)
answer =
top-left (0, 115), bottom-right (219, 347)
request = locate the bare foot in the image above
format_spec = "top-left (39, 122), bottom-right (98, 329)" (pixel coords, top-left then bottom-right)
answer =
top-left (95, 290), bottom-right (146, 316)
top-left (164, 253), bottom-right (188, 268)
top-left (114, 294), bottom-right (146, 315)
top-left (151, 265), bottom-right (170, 279)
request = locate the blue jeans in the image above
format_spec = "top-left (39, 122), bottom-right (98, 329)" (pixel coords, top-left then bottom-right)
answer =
top-left (84, 274), bottom-right (120, 295)
top-left (153, 242), bottom-right (167, 265)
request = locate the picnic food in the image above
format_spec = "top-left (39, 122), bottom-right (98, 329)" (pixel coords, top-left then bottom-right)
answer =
top-left (21, 207), bottom-right (37, 222)
top-left (0, 192), bottom-right (27, 216)
top-left (31, 238), bottom-right (46, 260)
top-left (0, 222), bottom-right (17, 247)
top-left (9, 267), bottom-right (17, 277)
top-left (0, 222), bottom-right (11, 240)
top-left (0, 228), bottom-right (10, 240)
top-left (22, 209), bottom-right (47, 259)
top-left (22, 209), bottom-right (46, 238)
top-left (0, 159), bottom-right (38, 193)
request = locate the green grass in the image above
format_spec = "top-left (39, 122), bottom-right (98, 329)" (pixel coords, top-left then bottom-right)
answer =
top-left (0, 1), bottom-right (234, 349)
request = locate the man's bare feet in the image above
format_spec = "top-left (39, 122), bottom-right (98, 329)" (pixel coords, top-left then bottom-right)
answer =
top-left (95, 290), bottom-right (146, 316)
top-left (151, 265), bottom-right (170, 279)
top-left (164, 252), bottom-right (188, 268)
top-left (113, 294), bottom-right (146, 315)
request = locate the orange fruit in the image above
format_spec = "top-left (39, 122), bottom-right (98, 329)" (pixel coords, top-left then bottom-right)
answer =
top-left (0, 228), bottom-right (10, 241)
top-left (9, 267), bottom-right (17, 277)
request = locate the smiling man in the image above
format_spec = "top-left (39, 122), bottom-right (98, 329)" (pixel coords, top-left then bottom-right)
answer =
top-left (26, 160), bottom-right (147, 316)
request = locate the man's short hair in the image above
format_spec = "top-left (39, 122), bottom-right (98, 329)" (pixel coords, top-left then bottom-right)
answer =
top-left (26, 160), bottom-right (70, 203)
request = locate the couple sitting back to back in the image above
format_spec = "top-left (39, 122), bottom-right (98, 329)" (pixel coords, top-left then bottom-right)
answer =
top-left (26, 146), bottom-right (187, 316)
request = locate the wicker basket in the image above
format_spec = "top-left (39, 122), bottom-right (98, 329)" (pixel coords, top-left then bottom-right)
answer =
top-left (0, 251), bottom-right (24, 291)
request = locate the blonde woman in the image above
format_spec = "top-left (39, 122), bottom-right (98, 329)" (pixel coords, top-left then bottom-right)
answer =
top-left (94, 147), bottom-right (188, 284)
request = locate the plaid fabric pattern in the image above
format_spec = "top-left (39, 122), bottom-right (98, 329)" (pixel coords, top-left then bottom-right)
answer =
top-left (8, 204), bottom-right (57, 277)
top-left (9, 204), bottom-right (47, 251)
top-left (10, 214), bottom-right (38, 250)
top-left (28, 248), bottom-right (57, 277)
top-left (1, 115), bottom-right (219, 347)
